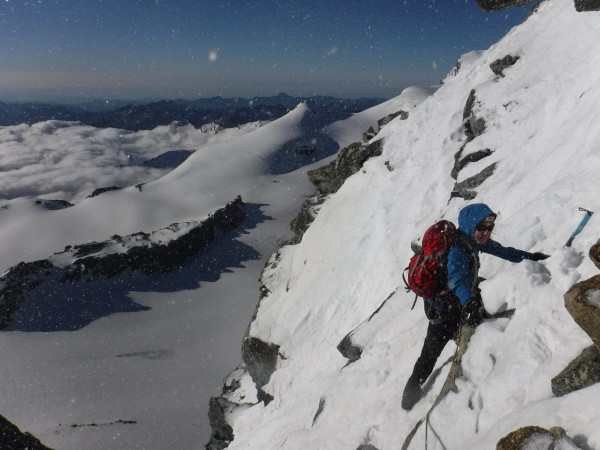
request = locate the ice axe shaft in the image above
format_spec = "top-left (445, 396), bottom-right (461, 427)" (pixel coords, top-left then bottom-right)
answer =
top-left (565, 207), bottom-right (594, 247)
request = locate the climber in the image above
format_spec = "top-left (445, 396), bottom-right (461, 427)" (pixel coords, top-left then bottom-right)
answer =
top-left (401, 203), bottom-right (550, 411)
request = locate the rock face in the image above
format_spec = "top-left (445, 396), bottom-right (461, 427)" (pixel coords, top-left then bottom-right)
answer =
top-left (0, 414), bottom-right (53, 449)
top-left (496, 426), bottom-right (579, 450)
top-left (206, 398), bottom-right (236, 450)
top-left (551, 271), bottom-right (600, 397)
top-left (308, 140), bottom-right (383, 196)
top-left (564, 274), bottom-right (600, 350)
top-left (241, 336), bottom-right (280, 404)
top-left (289, 138), bottom-right (384, 245)
top-left (552, 345), bottom-right (600, 397)
top-left (0, 197), bottom-right (247, 329)
top-left (451, 90), bottom-right (497, 200)
top-left (589, 239), bottom-right (600, 270)
top-left (490, 55), bottom-right (521, 77)
top-left (476, 0), bottom-right (536, 11)
top-left (575, 0), bottom-right (600, 11)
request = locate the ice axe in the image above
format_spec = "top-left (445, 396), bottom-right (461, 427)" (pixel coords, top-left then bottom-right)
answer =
top-left (565, 207), bottom-right (594, 247)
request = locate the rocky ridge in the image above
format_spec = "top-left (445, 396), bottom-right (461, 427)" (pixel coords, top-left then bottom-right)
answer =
top-left (0, 196), bottom-right (246, 330)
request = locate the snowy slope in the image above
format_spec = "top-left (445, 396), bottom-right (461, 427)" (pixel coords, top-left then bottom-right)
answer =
top-left (219, 2), bottom-right (600, 449)
top-left (0, 91), bottom-right (427, 449)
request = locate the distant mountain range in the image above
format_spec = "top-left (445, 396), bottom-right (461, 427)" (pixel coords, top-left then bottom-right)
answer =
top-left (0, 93), bottom-right (385, 131)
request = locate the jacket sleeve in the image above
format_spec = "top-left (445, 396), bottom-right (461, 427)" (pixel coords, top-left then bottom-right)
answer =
top-left (480, 239), bottom-right (535, 262)
top-left (447, 246), bottom-right (473, 306)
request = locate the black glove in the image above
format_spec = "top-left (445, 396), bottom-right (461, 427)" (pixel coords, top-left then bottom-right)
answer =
top-left (530, 252), bottom-right (550, 261)
top-left (461, 298), bottom-right (483, 327)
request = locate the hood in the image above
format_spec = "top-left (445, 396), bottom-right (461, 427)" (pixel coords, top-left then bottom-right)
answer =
top-left (458, 203), bottom-right (497, 239)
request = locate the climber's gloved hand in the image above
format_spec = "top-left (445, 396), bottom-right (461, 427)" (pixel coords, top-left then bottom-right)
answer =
top-left (461, 298), bottom-right (483, 327)
top-left (531, 252), bottom-right (550, 261)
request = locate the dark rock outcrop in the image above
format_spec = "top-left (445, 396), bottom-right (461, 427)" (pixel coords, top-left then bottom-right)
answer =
top-left (0, 197), bottom-right (246, 329)
top-left (575, 0), bottom-right (600, 11)
top-left (451, 148), bottom-right (494, 180)
top-left (378, 110), bottom-right (408, 129)
top-left (476, 0), bottom-right (536, 11)
top-left (564, 274), bottom-right (600, 351)
top-left (451, 90), bottom-right (497, 200)
top-left (288, 139), bottom-right (383, 244)
top-left (308, 140), bottom-right (383, 196)
top-left (289, 195), bottom-right (327, 245)
top-left (490, 55), bottom-right (521, 77)
top-left (337, 334), bottom-right (363, 363)
top-left (463, 90), bottom-right (486, 142)
top-left (61, 196), bottom-right (246, 282)
top-left (0, 414), bottom-right (53, 450)
top-left (242, 336), bottom-right (280, 404)
top-left (205, 397), bottom-right (236, 450)
top-left (34, 199), bottom-right (73, 210)
top-left (0, 260), bottom-right (55, 329)
top-left (589, 239), bottom-right (600, 270)
top-left (551, 345), bottom-right (600, 397)
top-left (496, 426), bottom-right (578, 450)
top-left (451, 162), bottom-right (498, 200)
top-left (86, 186), bottom-right (122, 198)
top-left (551, 272), bottom-right (600, 397)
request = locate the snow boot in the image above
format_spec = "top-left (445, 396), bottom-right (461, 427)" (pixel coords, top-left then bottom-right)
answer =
top-left (401, 376), bottom-right (423, 411)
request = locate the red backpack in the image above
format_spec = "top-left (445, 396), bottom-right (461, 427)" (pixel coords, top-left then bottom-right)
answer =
top-left (403, 220), bottom-right (457, 307)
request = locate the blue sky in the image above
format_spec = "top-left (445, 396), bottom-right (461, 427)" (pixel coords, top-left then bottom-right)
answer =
top-left (0, 0), bottom-right (534, 103)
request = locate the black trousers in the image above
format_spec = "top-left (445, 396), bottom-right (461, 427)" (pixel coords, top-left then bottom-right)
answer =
top-left (409, 296), bottom-right (462, 385)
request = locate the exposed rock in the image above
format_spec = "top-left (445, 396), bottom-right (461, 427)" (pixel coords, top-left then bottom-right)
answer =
top-left (451, 147), bottom-right (494, 180)
top-left (450, 89), bottom-right (494, 201)
top-left (86, 186), bottom-right (122, 198)
top-left (490, 55), bottom-right (521, 77)
top-left (552, 273), bottom-right (600, 396)
top-left (0, 414), bottom-right (53, 449)
top-left (589, 239), bottom-right (600, 270)
top-left (451, 162), bottom-right (498, 200)
top-left (0, 197), bottom-right (247, 329)
top-left (337, 334), bottom-right (363, 363)
top-left (363, 126), bottom-right (377, 143)
top-left (575, 0), bottom-right (600, 11)
top-left (308, 140), bottom-right (383, 196)
top-left (61, 196), bottom-right (246, 281)
top-left (205, 397), bottom-right (236, 450)
top-left (361, 110), bottom-right (408, 143)
top-left (336, 291), bottom-right (395, 364)
top-left (34, 199), bottom-right (73, 210)
top-left (476, 0), bottom-right (536, 11)
top-left (0, 259), bottom-right (55, 329)
top-left (496, 425), bottom-right (579, 450)
top-left (463, 90), bottom-right (487, 141)
top-left (564, 274), bottom-right (600, 350)
top-left (377, 110), bottom-right (408, 129)
top-left (312, 397), bottom-right (326, 425)
top-left (551, 345), bottom-right (600, 397)
top-left (241, 336), bottom-right (280, 404)
top-left (289, 195), bottom-right (328, 245)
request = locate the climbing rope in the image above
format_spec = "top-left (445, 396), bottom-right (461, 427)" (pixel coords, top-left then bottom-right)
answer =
top-left (401, 323), bottom-right (469, 450)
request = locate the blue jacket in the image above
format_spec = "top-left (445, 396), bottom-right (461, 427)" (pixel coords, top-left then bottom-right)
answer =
top-left (447, 203), bottom-right (536, 306)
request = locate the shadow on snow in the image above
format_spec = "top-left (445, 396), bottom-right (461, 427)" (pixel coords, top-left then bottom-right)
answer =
top-left (4, 203), bottom-right (270, 332)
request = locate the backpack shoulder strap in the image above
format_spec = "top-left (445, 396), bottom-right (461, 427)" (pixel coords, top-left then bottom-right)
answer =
top-left (451, 230), bottom-right (480, 295)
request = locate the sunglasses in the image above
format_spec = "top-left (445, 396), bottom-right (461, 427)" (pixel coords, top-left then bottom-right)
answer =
top-left (475, 223), bottom-right (495, 232)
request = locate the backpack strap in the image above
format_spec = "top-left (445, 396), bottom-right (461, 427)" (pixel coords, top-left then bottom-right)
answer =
top-left (451, 231), bottom-right (481, 297)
